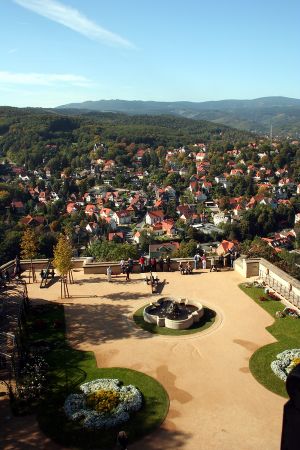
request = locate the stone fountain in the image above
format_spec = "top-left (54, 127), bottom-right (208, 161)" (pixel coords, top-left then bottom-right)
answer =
top-left (143, 297), bottom-right (204, 330)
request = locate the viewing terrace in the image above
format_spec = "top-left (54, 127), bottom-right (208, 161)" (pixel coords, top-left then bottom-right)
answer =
top-left (0, 260), bottom-right (287, 450)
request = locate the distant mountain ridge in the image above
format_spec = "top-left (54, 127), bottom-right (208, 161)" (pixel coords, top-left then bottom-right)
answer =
top-left (57, 96), bottom-right (300, 136)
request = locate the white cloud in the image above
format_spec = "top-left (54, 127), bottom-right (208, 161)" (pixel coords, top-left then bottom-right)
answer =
top-left (14, 0), bottom-right (134, 48)
top-left (8, 48), bottom-right (18, 54)
top-left (0, 71), bottom-right (92, 86)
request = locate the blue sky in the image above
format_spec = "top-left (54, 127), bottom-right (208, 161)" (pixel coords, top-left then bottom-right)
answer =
top-left (1, 0), bottom-right (300, 107)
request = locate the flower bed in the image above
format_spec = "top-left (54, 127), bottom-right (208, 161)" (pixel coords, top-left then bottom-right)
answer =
top-left (64, 379), bottom-right (142, 429)
top-left (271, 349), bottom-right (300, 382)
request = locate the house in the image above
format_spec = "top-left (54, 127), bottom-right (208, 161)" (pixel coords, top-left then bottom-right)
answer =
top-left (83, 193), bottom-right (94, 203)
top-left (66, 202), bottom-right (80, 214)
top-left (193, 190), bottom-right (207, 202)
top-left (278, 178), bottom-right (295, 188)
top-left (102, 216), bottom-right (117, 231)
top-left (216, 240), bottom-right (237, 256)
top-left (100, 208), bottom-right (114, 219)
top-left (85, 204), bottom-right (98, 216)
top-left (20, 215), bottom-right (45, 226)
top-left (177, 204), bottom-right (193, 216)
top-left (230, 168), bottom-right (244, 176)
top-left (196, 152), bottom-right (206, 161)
top-left (189, 181), bottom-right (198, 192)
top-left (213, 212), bottom-right (231, 226)
top-left (133, 231), bottom-right (141, 244)
top-left (164, 185), bottom-right (176, 198)
top-left (262, 235), bottom-right (293, 253)
top-left (108, 232), bottom-right (125, 242)
top-left (161, 219), bottom-right (176, 236)
top-left (149, 222), bottom-right (164, 236)
top-left (149, 242), bottom-right (180, 258)
top-left (113, 210), bottom-right (132, 226)
top-left (233, 204), bottom-right (244, 217)
top-left (246, 195), bottom-right (277, 210)
top-left (145, 210), bottom-right (165, 225)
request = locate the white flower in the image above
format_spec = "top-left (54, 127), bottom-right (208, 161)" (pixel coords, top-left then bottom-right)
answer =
top-left (64, 378), bottom-right (143, 429)
top-left (271, 349), bottom-right (300, 382)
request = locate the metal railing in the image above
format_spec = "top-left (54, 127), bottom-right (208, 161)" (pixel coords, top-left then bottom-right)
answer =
top-left (259, 271), bottom-right (300, 309)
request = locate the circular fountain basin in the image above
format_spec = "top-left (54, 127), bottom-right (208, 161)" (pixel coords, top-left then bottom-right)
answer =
top-left (143, 297), bottom-right (204, 330)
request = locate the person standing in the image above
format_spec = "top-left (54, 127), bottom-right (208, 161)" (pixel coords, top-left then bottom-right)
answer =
top-left (139, 255), bottom-right (145, 273)
top-left (230, 252), bottom-right (235, 269)
top-left (178, 261), bottom-right (184, 274)
top-left (201, 254), bottom-right (207, 270)
top-left (117, 430), bottom-right (128, 449)
top-left (120, 259), bottom-right (125, 274)
top-left (150, 257), bottom-right (154, 271)
top-left (125, 265), bottom-right (130, 281)
top-left (219, 254), bottom-right (224, 270)
top-left (152, 257), bottom-right (157, 272)
top-left (14, 255), bottom-right (21, 279)
top-left (194, 253), bottom-right (200, 270)
top-left (210, 256), bottom-right (216, 272)
top-left (166, 255), bottom-right (171, 272)
top-left (107, 266), bottom-right (112, 282)
top-left (158, 256), bottom-right (164, 272)
top-left (127, 257), bottom-right (133, 274)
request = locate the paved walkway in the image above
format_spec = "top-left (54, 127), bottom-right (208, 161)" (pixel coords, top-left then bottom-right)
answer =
top-left (1, 269), bottom-right (285, 450)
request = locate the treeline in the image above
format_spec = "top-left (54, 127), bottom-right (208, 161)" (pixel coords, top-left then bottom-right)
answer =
top-left (0, 107), bottom-right (254, 171)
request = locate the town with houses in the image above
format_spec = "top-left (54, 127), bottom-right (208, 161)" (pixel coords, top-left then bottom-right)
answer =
top-left (1, 135), bottom-right (300, 268)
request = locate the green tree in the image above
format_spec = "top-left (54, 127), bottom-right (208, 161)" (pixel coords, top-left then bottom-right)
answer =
top-left (173, 240), bottom-right (198, 258)
top-left (86, 240), bottom-right (138, 262)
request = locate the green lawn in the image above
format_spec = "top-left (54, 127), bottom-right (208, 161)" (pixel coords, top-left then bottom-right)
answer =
top-left (26, 303), bottom-right (169, 449)
top-left (133, 304), bottom-right (216, 336)
top-left (239, 284), bottom-right (300, 398)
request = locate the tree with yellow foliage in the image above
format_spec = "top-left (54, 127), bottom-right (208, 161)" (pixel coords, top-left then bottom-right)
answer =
top-left (53, 234), bottom-right (73, 298)
top-left (20, 227), bottom-right (38, 283)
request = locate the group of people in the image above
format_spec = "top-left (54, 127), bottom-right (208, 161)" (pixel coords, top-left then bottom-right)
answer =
top-left (139, 255), bottom-right (171, 273)
top-left (106, 258), bottom-right (134, 282)
top-left (193, 253), bottom-right (207, 270)
top-left (178, 261), bottom-right (193, 275)
top-left (120, 257), bottom-right (134, 280)
top-left (210, 251), bottom-right (238, 272)
top-left (106, 250), bottom-right (239, 282)
top-left (40, 268), bottom-right (55, 280)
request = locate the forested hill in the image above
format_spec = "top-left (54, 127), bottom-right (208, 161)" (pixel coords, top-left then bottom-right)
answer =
top-left (0, 107), bottom-right (254, 169)
top-left (57, 97), bottom-right (300, 137)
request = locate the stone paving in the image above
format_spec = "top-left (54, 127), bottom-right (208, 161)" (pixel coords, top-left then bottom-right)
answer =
top-left (1, 268), bottom-right (285, 450)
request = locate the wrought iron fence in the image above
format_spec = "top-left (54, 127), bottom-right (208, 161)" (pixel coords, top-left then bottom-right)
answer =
top-left (259, 271), bottom-right (300, 309)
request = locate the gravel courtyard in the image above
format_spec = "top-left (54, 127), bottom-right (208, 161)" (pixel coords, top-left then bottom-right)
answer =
top-left (1, 268), bottom-right (285, 450)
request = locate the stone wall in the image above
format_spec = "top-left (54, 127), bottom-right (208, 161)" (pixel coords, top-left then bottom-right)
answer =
top-left (234, 256), bottom-right (300, 309)
top-left (1, 256), bottom-right (217, 277)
